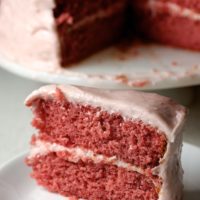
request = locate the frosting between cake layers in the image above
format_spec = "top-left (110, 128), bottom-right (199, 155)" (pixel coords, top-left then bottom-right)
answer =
top-left (26, 85), bottom-right (187, 200)
top-left (29, 137), bottom-right (183, 200)
top-left (148, 0), bottom-right (200, 21)
top-left (29, 139), bottom-right (145, 175)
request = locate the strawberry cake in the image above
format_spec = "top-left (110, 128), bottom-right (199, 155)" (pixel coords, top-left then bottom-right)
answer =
top-left (25, 85), bottom-right (187, 200)
top-left (0, 1), bottom-right (199, 69)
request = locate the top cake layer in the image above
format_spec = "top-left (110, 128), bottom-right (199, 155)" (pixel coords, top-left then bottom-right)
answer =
top-left (26, 85), bottom-right (186, 143)
top-left (54, 0), bottom-right (124, 22)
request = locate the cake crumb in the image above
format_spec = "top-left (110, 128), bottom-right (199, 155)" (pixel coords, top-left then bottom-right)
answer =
top-left (171, 61), bottom-right (178, 67)
top-left (130, 80), bottom-right (150, 87)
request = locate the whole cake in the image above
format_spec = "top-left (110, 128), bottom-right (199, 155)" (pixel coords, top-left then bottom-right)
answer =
top-left (0, 1), bottom-right (199, 69)
top-left (25, 85), bottom-right (187, 200)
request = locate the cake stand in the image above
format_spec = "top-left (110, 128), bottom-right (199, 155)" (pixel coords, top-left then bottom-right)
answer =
top-left (0, 41), bottom-right (200, 90)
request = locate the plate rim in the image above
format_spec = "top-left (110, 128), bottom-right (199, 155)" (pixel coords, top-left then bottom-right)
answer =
top-left (0, 49), bottom-right (200, 90)
top-left (0, 151), bottom-right (27, 173)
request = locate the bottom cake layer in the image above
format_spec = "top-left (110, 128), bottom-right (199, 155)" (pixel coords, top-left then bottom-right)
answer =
top-left (26, 152), bottom-right (161, 200)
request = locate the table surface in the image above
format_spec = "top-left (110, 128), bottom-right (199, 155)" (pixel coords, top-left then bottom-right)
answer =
top-left (0, 67), bottom-right (199, 165)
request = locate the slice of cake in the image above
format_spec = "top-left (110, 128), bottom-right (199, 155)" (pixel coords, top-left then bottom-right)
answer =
top-left (132, 0), bottom-right (200, 50)
top-left (0, 0), bottom-right (127, 70)
top-left (25, 85), bottom-right (187, 200)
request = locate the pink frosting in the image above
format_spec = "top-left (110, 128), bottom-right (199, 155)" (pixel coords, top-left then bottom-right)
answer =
top-left (0, 0), bottom-right (59, 71)
top-left (26, 85), bottom-right (186, 142)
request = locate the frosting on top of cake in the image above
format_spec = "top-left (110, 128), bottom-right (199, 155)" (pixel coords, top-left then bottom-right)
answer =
top-left (29, 139), bottom-right (145, 175)
top-left (26, 85), bottom-right (187, 143)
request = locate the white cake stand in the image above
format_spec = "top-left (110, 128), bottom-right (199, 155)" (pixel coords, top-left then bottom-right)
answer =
top-left (0, 42), bottom-right (199, 90)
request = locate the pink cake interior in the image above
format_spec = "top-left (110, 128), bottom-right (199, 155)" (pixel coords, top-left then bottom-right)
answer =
top-left (132, 0), bottom-right (200, 50)
top-left (30, 90), bottom-right (167, 170)
top-left (27, 152), bottom-right (161, 200)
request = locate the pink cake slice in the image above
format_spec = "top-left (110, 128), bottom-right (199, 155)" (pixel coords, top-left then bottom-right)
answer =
top-left (25, 85), bottom-right (187, 200)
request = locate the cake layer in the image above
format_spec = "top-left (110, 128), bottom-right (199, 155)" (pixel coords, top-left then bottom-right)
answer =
top-left (28, 91), bottom-right (167, 169)
top-left (132, 0), bottom-right (200, 50)
top-left (56, 5), bottom-right (126, 66)
top-left (26, 85), bottom-right (186, 141)
top-left (27, 152), bottom-right (160, 200)
top-left (54, 0), bottom-right (127, 23)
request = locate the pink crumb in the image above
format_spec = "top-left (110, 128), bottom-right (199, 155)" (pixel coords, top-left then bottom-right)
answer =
top-left (56, 13), bottom-right (74, 25)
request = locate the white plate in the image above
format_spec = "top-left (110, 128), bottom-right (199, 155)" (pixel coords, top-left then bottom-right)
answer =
top-left (0, 142), bottom-right (200, 200)
top-left (0, 42), bottom-right (200, 90)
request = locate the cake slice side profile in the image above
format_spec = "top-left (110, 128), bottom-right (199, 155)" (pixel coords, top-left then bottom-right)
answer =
top-left (25, 85), bottom-right (187, 200)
